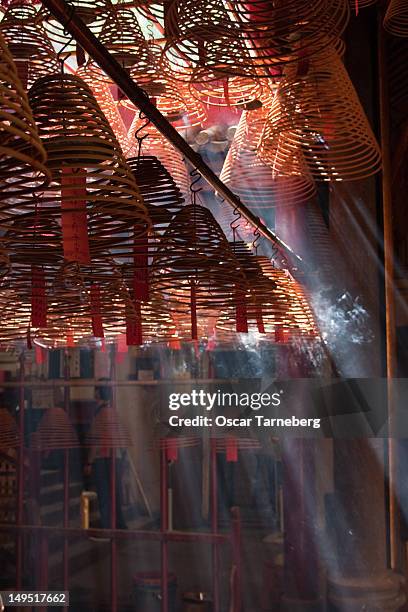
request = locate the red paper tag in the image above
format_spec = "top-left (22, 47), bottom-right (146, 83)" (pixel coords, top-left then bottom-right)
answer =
top-left (355, 0), bottom-right (359, 15)
top-left (61, 168), bottom-right (90, 265)
top-left (31, 266), bottom-right (47, 328)
top-left (66, 331), bottom-right (75, 347)
top-left (166, 439), bottom-right (178, 462)
top-left (256, 307), bottom-right (265, 334)
top-left (226, 438), bottom-right (238, 462)
top-left (134, 226), bottom-right (149, 302)
top-left (223, 78), bottom-right (231, 107)
top-left (116, 333), bottom-right (127, 363)
top-left (235, 286), bottom-right (248, 333)
top-left (90, 284), bottom-right (104, 338)
top-left (169, 337), bottom-right (181, 350)
top-left (190, 279), bottom-right (198, 341)
top-left (275, 326), bottom-right (286, 343)
top-left (35, 345), bottom-right (45, 365)
top-left (126, 302), bottom-right (143, 346)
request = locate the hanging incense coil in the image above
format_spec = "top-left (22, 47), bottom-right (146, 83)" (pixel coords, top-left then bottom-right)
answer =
top-left (85, 408), bottom-right (132, 448)
top-left (126, 116), bottom-right (190, 199)
top-left (384, 0), bottom-right (408, 36)
top-left (189, 74), bottom-right (264, 108)
top-left (164, 0), bottom-right (349, 78)
top-left (221, 109), bottom-right (315, 211)
top-left (258, 45), bottom-right (382, 181)
top-left (30, 407), bottom-right (79, 450)
top-left (24, 73), bottom-right (149, 246)
top-left (76, 65), bottom-right (131, 154)
top-left (150, 204), bottom-right (248, 314)
top-left (42, 0), bottom-right (107, 48)
top-left (0, 32), bottom-right (50, 200)
top-left (217, 247), bottom-right (318, 339)
top-left (84, 4), bottom-right (152, 84)
top-left (0, 409), bottom-right (20, 448)
top-left (126, 155), bottom-right (184, 231)
top-left (0, 2), bottom-right (59, 89)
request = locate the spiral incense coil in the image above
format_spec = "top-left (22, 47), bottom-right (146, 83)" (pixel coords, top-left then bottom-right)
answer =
top-left (25, 73), bottom-right (150, 246)
top-left (384, 0), bottom-right (408, 36)
top-left (30, 407), bottom-right (79, 450)
top-left (0, 409), bottom-right (20, 449)
top-left (85, 408), bottom-right (132, 448)
top-left (76, 65), bottom-right (132, 154)
top-left (258, 45), bottom-right (382, 181)
top-left (189, 74), bottom-right (264, 108)
top-left (150, 204), bottom-right (248, 314)
top-left (152, 435), bottom-right (200, 452)
top-left (126, 116), bottom-right (190, 199)
top-left (84, 4), bottom-right (152, 83)
top-left (221, 108), bottom-right (315, 210)
top-left (43, 0), bottom-right (107, 48)
top-left (126, 155), bottom-right (184, 230)
top-left (0, 32), bottom-right (50, 199)
top-left (213, 435), bottom-right (261, 452)
top-left (0, 2), bottom-right (59, 88)
top-left (257, 257), bottom-right (318, 337)
top-left (164, 0), bottom-right (349, 77)
top-left (217, 250), bottom-right (318, 339)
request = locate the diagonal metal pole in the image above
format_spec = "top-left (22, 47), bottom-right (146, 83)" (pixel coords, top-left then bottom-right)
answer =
top-left (39, 0), bottom-right (305, 272)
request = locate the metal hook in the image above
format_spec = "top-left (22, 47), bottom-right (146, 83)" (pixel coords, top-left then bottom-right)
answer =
top-left (229, 204), bottom-right (242, 243)
top-left (134, 89), bottom-right (151, 160)
top-left (189, 167), bottom-right (202, 206)
top-left (252, 226), bottom-right (261, 255)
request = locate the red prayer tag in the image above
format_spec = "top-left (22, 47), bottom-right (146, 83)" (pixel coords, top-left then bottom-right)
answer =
top-left (35, 345), bottom-right (45, 365)
top-left (133, 226), bottom-right (149, 301)
top-left (235, 286), bottom-right (248, 333)
top-left (31, 266), bottom-right (47, 328)
top-left (226, 438), bottom-right (238, 462)
top-left (126, 302), bottom-right (143, 346)
top-left (256, 307), bottom-right (265, 334)
top-left (90, 284), bottom-right (104, 338)
top-left (61, 168), bottom-right (90, 265)
top-left (166, 439), bottom-right (178, 462)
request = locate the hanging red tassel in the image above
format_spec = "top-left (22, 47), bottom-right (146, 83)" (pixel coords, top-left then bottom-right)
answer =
top-left (226, 437), bottom-right (238, 462)
top-left (275, 325), bottom-right (286, 343)
top-left (61, 167), bottom-right (90, 265)
top-left (133, 225), bottom-right (149, 301)
top-left (235, 286), bottom-right (248, 333)
top-left (166, 438), bottom-right (178, 462)
top-left (190, 279), bottom-right (198, 340)
top-left (35, 345), bottom-right (45, 365)
top-left (126, 302), bottom-right (143, 346)
top-left (223, 78), bottom-right (231, 107)
top-left (66, 331), bottom-right (75, 348)
top-left (90, 284), bottom-right (104, 338)
top-left (31, 265), bottom-right (47, 328)
top-left (116, 333), bottom-right (127, 363)
top-left (256, 307), bottom-right (265, 334)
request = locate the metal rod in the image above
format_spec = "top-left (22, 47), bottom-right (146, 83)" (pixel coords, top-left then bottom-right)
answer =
top-left (16, 353), bottom-right (25, 590)
top-left (63, 351), bottom-right (70, 603)
top-left (211, 438), bottom-right (220, 612)
top-left (0, 522), bottom-right (231, 543)
top-left (160, 449), bottom-right (169, 612)
top-left (378, 10), bottom-right (399, 571)
top-left (231, 507), bottom-right (242, 612)
top-left (39, 0), bottom-right (304, 271)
